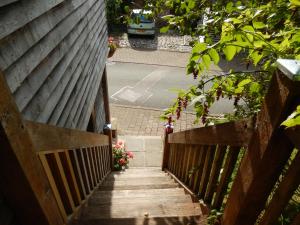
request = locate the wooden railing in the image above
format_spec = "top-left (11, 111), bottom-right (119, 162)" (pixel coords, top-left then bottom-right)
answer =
top-left (162, 62), bottom-right (300, 225)
top-left (163, 118), bottom-right (253, 207)
top-left (25, 121), bottom-right (111, 223)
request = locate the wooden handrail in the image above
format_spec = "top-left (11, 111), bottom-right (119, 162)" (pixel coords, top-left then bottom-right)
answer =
top-left (25, 120), bottom-right (109, 152)
top-left (168, 118), bottom-right (254, 147)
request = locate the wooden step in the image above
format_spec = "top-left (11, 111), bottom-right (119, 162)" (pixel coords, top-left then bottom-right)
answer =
top-left (99, 177), bottom-right (178, 191)
top-left (81, 202), bottom-right (202, 219)
top-left (88, 194), bottom-right (192, 206)
top-left (92, 188), bottom-right (186, 199)
top-left (106, 172), bottom-right (168, 180)
top-left (72, 216), bottom-right (205, 225)
top-left (103, 176), bottom-right (173, 184)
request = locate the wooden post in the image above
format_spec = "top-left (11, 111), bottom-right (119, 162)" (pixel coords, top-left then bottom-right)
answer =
top-left (222, 62), bottom-right (300, 225)
top-left (0, 70), bottom-right (64, 225)
top-left (101, 66), bottom-right (113, 170)
top-left (162, 124), bottom-right (173, 170)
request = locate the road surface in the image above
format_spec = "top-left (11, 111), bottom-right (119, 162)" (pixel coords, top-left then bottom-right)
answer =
top-left (106, 61), bottom-right (234, 114)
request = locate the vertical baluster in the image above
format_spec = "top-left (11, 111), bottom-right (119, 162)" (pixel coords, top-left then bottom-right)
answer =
top-left (83, 148), bottom-right (95, 189)
top-left (188, 145), bottom-right (197, 189)
top-left (204, 145), bottom-right (227, 204)
top-left (53, 152), bottom-right (76, 212)
top-left (199, 145), bottom-right (216, 198)
top-left (168, 144), bottom-right (174, 172)
top-left (89, 147), bottom-right (97, 186)
top-left (192, 146), bottom-right (207, 193)
top-left (174, 144), bottom-right (180, 176)
top-left (107, 145), bottom-right (112, 173)
top-left (70, 149), bottom-right (87, 200)
top-left (179, 145), bottom-right (188, 180)
top-left (95, 146), bottom-right (102, 181)
top-left (39, 153), bottom-right (68, 223)
top-left (98, 146), bottom-right (105, 179)
top-left (183, 145), bottom-right (193, 184)
top-left (92, 147), bottom-right (100, 183)
top-left (60, 151), bottom-right (82, 206)
top-left (78, 148), bottom-right (91, 193)
top-left (212, 147), bottom-right (240, 209)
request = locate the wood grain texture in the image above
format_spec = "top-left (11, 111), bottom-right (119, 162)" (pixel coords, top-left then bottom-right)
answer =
top-left (222, 71), bottom-right (300, 225)
top-left (168, 118), bottom-right (253, 146)
top-left (258, 150), bottom-right (300, 225)
top-left (0, 70), bottom-right (64, 225)
top-left (25, 120), bottom-right (109, 152)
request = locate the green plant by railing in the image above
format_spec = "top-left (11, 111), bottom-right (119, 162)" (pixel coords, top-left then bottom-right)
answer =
top-left (144, 0), bottom-right (300, 125)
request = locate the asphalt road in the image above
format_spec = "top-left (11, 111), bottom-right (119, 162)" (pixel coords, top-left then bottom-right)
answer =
top-left (106, 61), bottom-right (235, 114)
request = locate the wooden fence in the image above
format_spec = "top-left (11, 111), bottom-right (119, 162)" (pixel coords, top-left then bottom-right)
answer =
top-left (162, 64), bottom-right (300, 225)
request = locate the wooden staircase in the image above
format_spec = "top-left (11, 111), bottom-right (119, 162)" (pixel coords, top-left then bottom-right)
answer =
top-left (72, 167), bottom-right (204, 225)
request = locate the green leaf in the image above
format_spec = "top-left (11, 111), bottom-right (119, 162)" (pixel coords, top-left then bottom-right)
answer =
top-left (251, 51), bottom-right (263, 66)
top-left (249, 82), bottom-right (260, 94)
top-left (226, 2), bottom-right (234, 13)
top-left (242, 25), bottom-right (255, 32)
top-left (160, 26), bottom-right (169, 33)
top-left (223, 45), bottom-right (236, 61)
top-left (238, 79), bottom-right (252, 87)
top-left (191, 54), bottom-right (201, 62)
top-left (281, 105), bottom-right (300, 128)
top-left (187, 0), bottom-right (195, 9)
top-left (252, 21), bottom-right (266, 29)
top-left (235, 86), bottom-right (244, 94)
top-left (202, 54), bottom-right (211, 69)
top-left (208, 49), bottom-right (220, 64)
top-left (290, 0), bottom-right (300, 7)
top-left (192, 43), bottom-right (207, 54)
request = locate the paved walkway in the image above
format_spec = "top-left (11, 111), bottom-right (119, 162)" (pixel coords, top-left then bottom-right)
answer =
top-left (110, 104), bottom-right (200, 136)
top-left (109, 48), bottom-right (190, 68)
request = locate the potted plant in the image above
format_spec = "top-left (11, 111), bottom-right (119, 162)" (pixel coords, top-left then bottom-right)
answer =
top-left (108, 36), bottom-right (117, 58)
top-left (112, 140), bottom-right (134, 171)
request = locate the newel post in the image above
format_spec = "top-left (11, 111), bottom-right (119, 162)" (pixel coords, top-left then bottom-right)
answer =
top-left (222, 59), bottom-right (300, 225)
top-left (102, 67), bottom-right (114, 170)
top-left (162, 119), bottom-right (174, 170)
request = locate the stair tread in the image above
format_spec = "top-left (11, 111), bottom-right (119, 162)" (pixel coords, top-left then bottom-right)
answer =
top-left (93, 188), bottom-right (186, 199)
top-left (102, 177), bottom-right (174, 185)
top-left (82, 202), bottom-right (202, 219)
top-left (72, 216), bottom-right (205, 225)
top-left (98, 183), bottom-right (179, 191)
top-left (75, 168), bottom-right (205, 224)
top-left (88, 194), bottom-right (192, 206)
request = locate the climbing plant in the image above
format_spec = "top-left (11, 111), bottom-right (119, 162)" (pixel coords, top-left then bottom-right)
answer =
top-left (143, 0), bottom-right (300, 124)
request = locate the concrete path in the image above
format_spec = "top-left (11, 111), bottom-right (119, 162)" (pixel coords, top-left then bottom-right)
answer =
top-left (109, 47), bottom-right (190, 67)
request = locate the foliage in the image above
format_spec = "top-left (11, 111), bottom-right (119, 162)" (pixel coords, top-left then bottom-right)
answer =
top-left (112, 140), bottom-right (134, 170)
top-left (207, 209), bottom-right (223, 225)
top-left (144, 0), bottom-right (300, 124)
top-left (281, 105), bottom-right (300, 128)
top-left (106, 0), bottom-right (125, 26)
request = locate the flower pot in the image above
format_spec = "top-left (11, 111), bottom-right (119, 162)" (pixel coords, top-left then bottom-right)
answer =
top-left (108, 46), bottom-right (116, 58)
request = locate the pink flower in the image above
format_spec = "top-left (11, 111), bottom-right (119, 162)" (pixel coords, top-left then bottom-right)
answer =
top-left (127, 151), bottom-right (134, 159)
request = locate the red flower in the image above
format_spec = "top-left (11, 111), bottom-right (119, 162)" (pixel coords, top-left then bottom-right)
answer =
top-left (119, 158), bottom-right (126, 165)
top-left (108, 36), bottom-right (114, 43)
